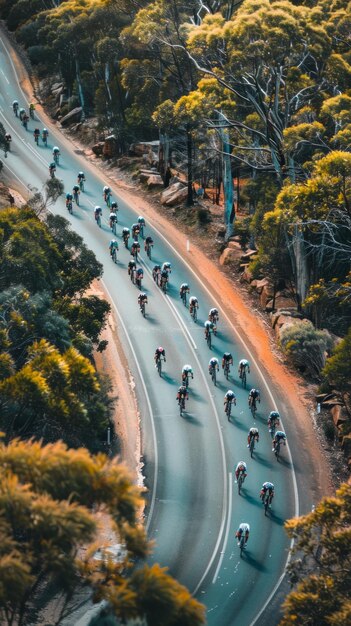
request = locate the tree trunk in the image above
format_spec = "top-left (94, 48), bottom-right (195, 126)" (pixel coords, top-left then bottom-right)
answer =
top-left (293, 227), bottom-right (309, 308)
top-left (186, 125), bottom-right (194, 207)
top-left (219, 113), bottom-right (235, 240)
top-left (75, 57), bottom-right (85, 121)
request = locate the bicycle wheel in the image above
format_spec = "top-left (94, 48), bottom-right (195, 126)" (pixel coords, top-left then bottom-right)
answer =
top-left (264, 495), bottom-right (269, 515)
top-left (240, 535), bottom-right (245, 557)
top-left (212, 369), bottom-right (216, 386)
top-left (275, 441), bottom-right (280, 461)
top-left (226, 401), bottom-right (232, 421)
top-left (157, 359), bottom-right (162, 377)
top-left (250, 437), bottom-right (255, 458)
top-left (242, 371), bottom-right (246, 388)
top-left (250, 401), bottom-right (256, 418)
top-left (225, 364), bottom-right (229, 380)
top-left (141, 303), bottom-right (145, 317)
top-left (97, 216), bottom-right (101, 228)
top-left (238, 474), bottom-right (243, 495)
top-left (207, 333), bottom-right (211, 348)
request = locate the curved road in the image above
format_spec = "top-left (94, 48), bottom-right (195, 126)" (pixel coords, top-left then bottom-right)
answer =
top-left (0, 30), bottom-right (319, 626)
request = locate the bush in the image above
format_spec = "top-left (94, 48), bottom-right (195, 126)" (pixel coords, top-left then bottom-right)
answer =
top-left (197, 207), bottom-right (212, 226)
top-left (322, 419), bottom-right (335, 441)
top-left (249, 255), bottom-right (263, 279)
top-left (280, 321), bottom-right (333, 377)
top-left (322, 327), bottom-right (351, 393)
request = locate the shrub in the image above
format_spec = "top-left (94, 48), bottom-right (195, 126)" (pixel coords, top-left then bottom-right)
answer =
top-left (249, 255), bottom-right (263, 279)
top-left (197, 207), bottom-right (212, 225)
top-left (280, 321), bottom-right (333, 377)
top-left (322, 419), bottom-right (335, 441)
top-left (322, 327), bottom-right (351, 393)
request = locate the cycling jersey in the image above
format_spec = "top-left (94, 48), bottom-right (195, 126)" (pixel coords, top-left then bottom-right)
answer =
top-left (225, 391), bottom-right (236, 400)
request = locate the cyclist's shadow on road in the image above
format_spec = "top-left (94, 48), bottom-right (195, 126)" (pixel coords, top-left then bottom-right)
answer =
top-left (268, 511), bottom-right (285, 526)
top-left (161, 373), bottom-right (177, 385)
top-left (181, 412), bottom-right (203, 427)
top-left (242, 552), bottom-right (268, 572)
top-left (242, 492), bottom-right (263, 509)
top-left (254, 452), bottom-right (275, 469)
top-left (228, 417), bottom-right (247, 430)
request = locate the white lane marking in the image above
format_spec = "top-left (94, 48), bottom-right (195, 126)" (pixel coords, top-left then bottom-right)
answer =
top-left (0, 108), bottom-right (53, 168)
top-left (212, 472), bottom-right (233, 583)
top-left (0, 68), bottom-right (9, 84)
top-left (138, 258), bottom-right (228, 595)
top-left (0, 37), bottom-right (29, 103)
top-left (2, 160), bottom-right (31, 191)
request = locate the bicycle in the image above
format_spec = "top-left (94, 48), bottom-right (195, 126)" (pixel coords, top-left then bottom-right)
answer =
top-left (95, 214), bottom-right (101, 228)
top-left (156, 357), bottom-right (163, 377)
top-left (67, 201), bottom-right (73, 215)
top-left (111, 221), bottom-right (117, 236)
top-left (249, 436), bottom-right (255, 458)
top-left (206, 331), bottom-right (212, 349)
top-left (263, 492), bottom-right (271, 515)
top-left (73, 192), bottom-right (79, 206)
top-left (274, 440), bottom-right (281, 461)
top-left (210, 366), bottom-right (217, 386)
top-left (241, 369), bottom-right (247, 388)
top-left (123, 234), bottom-right (129, 249)
top-left (79, 179), bottom-right (85, 192)
top-left (161, 278), bottom-right (167, 294)
top-left (145, 244), bottom-right (152, 260)
top-left (224, 362), bottom-right (230, 380)
top-left (191, 306), bottom-right (197, 322)
top-left (140, 301), bottom-right (146, 318)
top-left (179, 396), bottom-right (185, 416)
top-left (237, 472), bottom-right (245, 495)
top-left (182, 374), bottom-right (189, 389)
top-left (269, 425), bottom-right (276, 439)
top-left (250, 399), bottom-right (257, 418)
top-left (239, 534), bottom-right (246, 557)
top-left (104, 193), bottom-right (111, 208)
top-left (111, 248), bottom-right (117, 264)
top-left (53, 153), bottom-right (59, 165)
top-left (130, 268), bottom-right (136, 285)
top-left (181, 291), bottom-right (187, 307)
top-left (225, 400), bottom-right (232, 421)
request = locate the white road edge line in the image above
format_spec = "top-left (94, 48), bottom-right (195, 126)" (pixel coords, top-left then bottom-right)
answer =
top-left (212, 472), bottom-right (233, 583)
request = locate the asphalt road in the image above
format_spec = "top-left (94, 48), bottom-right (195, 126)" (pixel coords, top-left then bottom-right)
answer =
top-left (0, 30), bottom-right (317, 626)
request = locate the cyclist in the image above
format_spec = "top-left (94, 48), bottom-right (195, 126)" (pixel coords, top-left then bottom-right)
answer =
top-left (19, 107), bottom-right (25, 121)
top-left (238, 358), bottom-right (250, 379)
top-left (235, 461), bottom-right (247, 482)
top-left (4, 133), bottom-right (11, 151)
top-left (65, 192), bottom-right (73, 209)
top-left (204, 320), bottom-right (215, 340)
top-left (248, 388), bottom-right (260, 410)
top-left (179, 283), bottom-right (190, 304)
top-left (247, 427), bottom-right (259, 447)
top-left (268, 411), bottom-right (280, 434)
top-left (236, 523), bottom-right (250, 546)
top-left (53, 146), bottom-right (60, 163)
top-left (138, 292), bottom-right (148, 312)
top-left (122, 227), bottom-right (130, 247)
top-left (111, 200), bottom-right (118, 213)
top-left (77, 171), bottom-right (85, 190)
top-left (208, 357), bottom-right (219, 376)
top-left (135, 267), bottom-right (144, 288)
top-left (72, 184), bottom-right (80, 204)
top-left (260, 482), bottom-right (274, 507)
top-left (209, 307), bottom-right (219, 325)
top-left (94, 205), bottom-right (102, 223)
top-left (182, 364), bottom-right (194, 386)
top-left (22, 112), bottom-right (29, 129)
top-left (109, 210), bottom-right (118, 230)
top-left (33, 128), bottom-right (40, 144)
top-left (109, 239), bottom-right (119, 260)
top-left (42, 128), bottom-right (49, 146)
top-left (162, 261), bottom-right (172, 274)
top-left (12, 100), bottom-right (19, 116)
top-left (131, 223), bottom-right (140, 239)
top-left (137, 215), bottom-right (146, 237)
top-left (160, 269), bottom-right (168, 291)
top-left (152, 264), bottom-right (161, 285)
top-left (272, 430), bottom-right (287, 452)
top-left (189, 296), bottom-right (199, 316)
top-left (49, 162), bottom-right (56, 177)
top-left (103, 185), bottom-right (111, 204)
top-left (222, 352), bottom-right (233, 373)
top-left (154, 347), bottom-right (166, 367)
top-left (177, 385), bottom-right (188, 403)
top-left (29, 102), bottom-right (35, 118)
top-left (144, 235), bottom-right (154, 256)
top-left (131, 240), bottom-right (140, 259)
top-left (128, 258), bottom-right (137, 281)
top-left (224, 389), bottom-right (236, 413)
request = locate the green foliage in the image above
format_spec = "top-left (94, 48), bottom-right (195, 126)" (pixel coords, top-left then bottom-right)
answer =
top-left (279, 320), bottom-right (333, 377)
top-left (322, 327), bottom-right (351, 393)
top-left (281, 483), bottom-right (351, 626)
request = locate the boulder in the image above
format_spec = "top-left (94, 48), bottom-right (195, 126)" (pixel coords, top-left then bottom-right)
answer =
top-left (321, 398), bottom-right (344, 408)
top-left (51, 81), bottom-right (64, 92)
top-left (260, 284), bottom-right (275, 308)
top-left (255, 278), bottom-right (271, 294)
top-left (241, 249), bottom-right (257, 262)
top-left (271, 295), bottom-right (297, 310)
top-left (270, 308), bottom-right (303, 328)
top-left (60, 106), bottom-right (82, 127)
top-left (250, 279), bottom-right (258, 290)
top-left (139, 169), bottom-right (158, 183)
top-left (161, 182), bottom-right (187, 206)
top-left (92, 142), bottom-right (105, 156)
top-left (227, 241), bottom-right (242, 251)
top-left (276, 318), bottom-right (299, 341)
top-left (240, 267), bottom-right (253, 283)
top-left (129, 141), bottom-right (159, 157)
top-left (331, 405), bottom-right (349, 428)
top-left (217, 226), bottom-right (226, 237)
top-left (147, 174), bottom-right (164, 189)
top-left (219, 248), bottom-right (242, 266)
top-left (103, 135), bottom-right (118, 158)
top-left (274, 315), bottom-right (298, 338)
